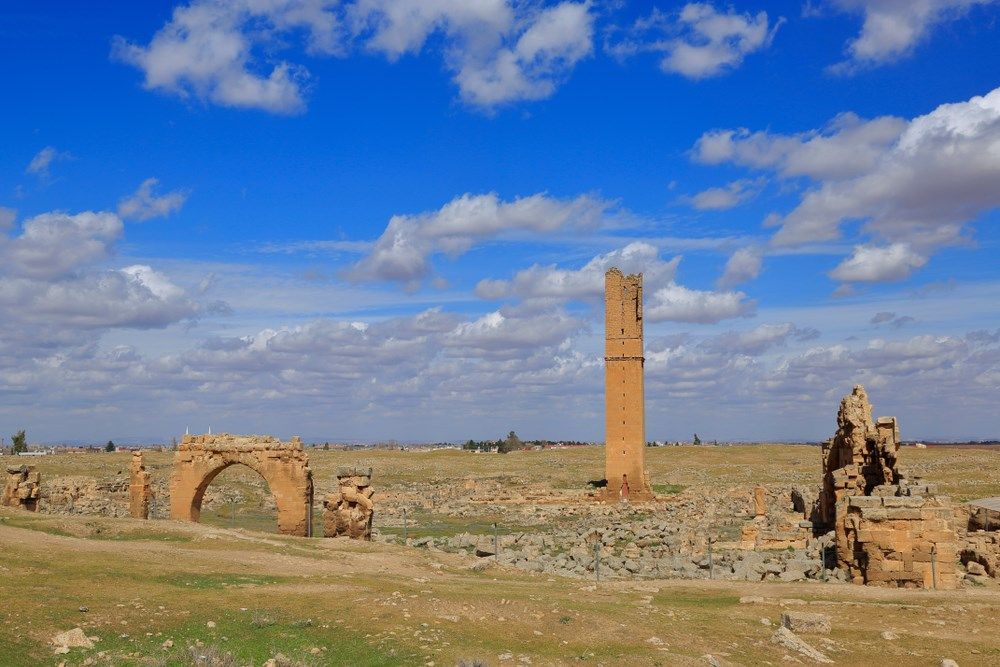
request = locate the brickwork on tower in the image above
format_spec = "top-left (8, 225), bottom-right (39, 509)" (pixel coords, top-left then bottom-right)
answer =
top-left (603, 268), bottom-right (653, 502)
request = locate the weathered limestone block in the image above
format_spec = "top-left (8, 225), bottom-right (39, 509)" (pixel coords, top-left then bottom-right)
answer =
top-left (324, 466), bottom-right (374, 540)
top-left (129, 451), bottom-right (153, 519)
top-left (821, 386), bottom-right (957, 589)
top-left (837, 491), bottom-right (957, 589)
top-left (819, 386), bottom-right (901, 529)
top-left (169, 434), bottom-right (313, 536)
top-left (961, 532), bottom-right (1000, 578)
top-left (2, 465), bottom-right (41, 511)
top-left (753, 486), bottom-right (767, 517)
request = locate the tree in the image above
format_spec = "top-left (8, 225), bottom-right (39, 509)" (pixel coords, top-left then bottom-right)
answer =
top-left (499, 431), bottom-right (524, 454)
top-left (11, 430), bottom-right (27, 455)
top-left (105, 440), bottom-right (115, 452)
top-left (692, 433), bottom-right (702, 447)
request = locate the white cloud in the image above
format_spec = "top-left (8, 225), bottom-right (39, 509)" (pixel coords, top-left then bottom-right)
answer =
top-left (702, 322), bottom-right (817, 355)
top-left (646, 282), bottom-right (755, 323)
top-left (772, 87), bottom-right (1000, 249)
top-left (693, 112), bottom-right (907, 181)
top-left (827, 0), bottom-right (997, 71)
top-left (476, 242), bottom-right (679, 301)
top-left (610, 3), bottom-right (781, 79)
top-left (346, 192), bottom-right (610, 286)
top-left (829, 243), bottom-right (927, 283)
top-left (116, 0), bottom-right (594, 112)
top-left (717, 246), bottom-right (762, 288)
top-left (117, 178), bottom-right (189, 221)
top-left (694, 86), bottom-right (1000, 282)
top-left (352, 0), bottom-right (594, 107)
top-left (113, 0), bottom-right (342, 114)
top-left (689, 178), bottom-right (761, 210)
top-left (25, 146), bottom-right (72, 178)
top-left (0, 211), bottom-right (123, 280)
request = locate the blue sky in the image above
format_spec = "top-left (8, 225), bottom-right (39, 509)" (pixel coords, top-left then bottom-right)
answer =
top-left (2, 0), bottom-right (999, 444)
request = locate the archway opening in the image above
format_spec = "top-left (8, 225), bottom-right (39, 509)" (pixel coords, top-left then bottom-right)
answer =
top-left (196, 463), bottom-right (279, 533)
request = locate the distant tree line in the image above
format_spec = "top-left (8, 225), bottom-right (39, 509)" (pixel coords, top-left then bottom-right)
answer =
top-left (462, 431), bottom-right (592, 454)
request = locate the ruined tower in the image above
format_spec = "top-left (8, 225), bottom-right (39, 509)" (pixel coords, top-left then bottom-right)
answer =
top-left (603, 268), bottom-right (652, 501)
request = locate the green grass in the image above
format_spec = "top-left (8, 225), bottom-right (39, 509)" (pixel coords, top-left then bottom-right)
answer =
top-left (157, 573), bottom-right (291, 590)
top-left (0, 514), bottom-right (73, 536)
top-left (60, 611), bottom-right (419, 666)
top-left (651, 483), bottom-right (685, 495)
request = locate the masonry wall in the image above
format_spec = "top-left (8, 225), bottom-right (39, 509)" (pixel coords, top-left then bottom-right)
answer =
top-left (604, 268), bottom-right (652, 501)
top-left (836, 490), bottom-right (957, 589)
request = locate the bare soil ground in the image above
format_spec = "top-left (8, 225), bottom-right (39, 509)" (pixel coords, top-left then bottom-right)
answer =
top-left (3, 445), bottom-right (1000, 666)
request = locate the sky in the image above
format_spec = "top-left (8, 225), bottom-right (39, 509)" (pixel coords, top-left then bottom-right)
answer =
top-left (1, 0), bottom-right (999, 444)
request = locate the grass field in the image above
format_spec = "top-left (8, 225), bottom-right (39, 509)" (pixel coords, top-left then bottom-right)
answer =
top-left (3, 444), bottom-right (1000, 665)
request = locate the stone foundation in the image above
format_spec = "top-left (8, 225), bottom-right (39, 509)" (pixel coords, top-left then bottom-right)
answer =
top-left (836, 484), bottom-right (957, 589)
top-left (323, 466), bottom-right (374, 540)
top-left (129, 452), bottom-right (152, 519)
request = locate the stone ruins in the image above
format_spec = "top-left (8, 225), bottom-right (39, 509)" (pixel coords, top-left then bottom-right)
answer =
top-left (602, 267), bottom-right (653, 502)
top-left (822, 385), bottom-right (957, 589)
top-left (129, 451), bottom-right (152, 519)
top-left (2, 464), bottom-right (41, 511)
top-left (169, 434), bottom-right (314, 536)
top-left (323, 466), bottom-right (374, 540)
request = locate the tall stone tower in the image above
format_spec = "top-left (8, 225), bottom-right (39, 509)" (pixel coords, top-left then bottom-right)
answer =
top-left (604, 268), bottom-right (652, 501)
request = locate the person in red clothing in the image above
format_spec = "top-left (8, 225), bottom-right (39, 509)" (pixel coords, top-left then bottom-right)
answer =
top-left (620, 473), bottom-right (630, 502)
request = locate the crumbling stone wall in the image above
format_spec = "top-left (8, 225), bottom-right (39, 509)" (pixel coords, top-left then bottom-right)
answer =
top-left (129, 451), bottom-right (152, 519)
top-left (823, 385), bottom-right (958, 589)
top-left (323, 466), bottom-right (374, 540)
top-left (43, 476), bottom-right (128, 516)
top-left (837, 481), bottom-right (957, 588)
top-left (740, 486), bottom-right (812, 551)
top-left (961, 532), bottom-right (1000, 579)
top-left (170, 434), bottom-right (313, 536)
top-left (2, 465), bottom-right (40, 511)
top-left (819, 386), bottom-right (900, 528)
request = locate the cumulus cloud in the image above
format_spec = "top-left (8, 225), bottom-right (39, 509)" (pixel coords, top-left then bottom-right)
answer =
top-left (347, 192), bottom-right (611, 287)
top-left (830, 243), bottom-right (928, 283)
top-left (827, 0), bottom-right (997, 71)
top-left (609, 3), bottom-right (782, 79)
top-left (476, 242), bottom-right (679, 301)
top-left (353, 0), bottom-right (595, 107)
top-left (0, 211), bottom-right (123, 280)
top-left (117, 178), bottom-right (189, 221)
top-left (113, 0), bottom-right (342, 114)
top-left (694, 85), bottom-right (1000, 282)
top-left (25, 146), bottom-right (72, 178)
top-left (115, 0), bottom-right (593, 112)
top-left (646, 282), bottom-right (755, 324)
top-left (689, 178), bottom-right (762, 210)
top-left (0, 209), bottom-right (212, 365)
top-left (692, 112), bottom-right (907, 181)
top-left (717, 246), bottom-right (763, 288)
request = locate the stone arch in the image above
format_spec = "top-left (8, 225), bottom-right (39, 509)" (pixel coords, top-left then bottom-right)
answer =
top-left (170, 434), bottom-right (313, 536)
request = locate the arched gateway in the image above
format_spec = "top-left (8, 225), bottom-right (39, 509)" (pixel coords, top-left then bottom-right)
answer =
top-left (170, 433), bottom-right (313, 536)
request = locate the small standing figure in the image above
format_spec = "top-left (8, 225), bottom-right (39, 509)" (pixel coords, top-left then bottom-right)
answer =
top-left (620, 473), bottom-right (630, 503)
